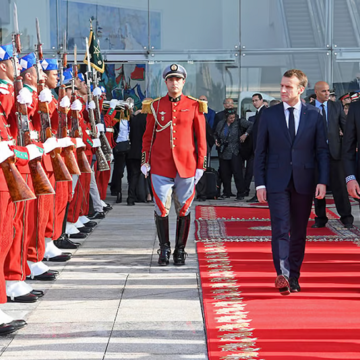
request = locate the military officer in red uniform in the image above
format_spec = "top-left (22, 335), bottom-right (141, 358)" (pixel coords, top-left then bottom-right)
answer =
top-left (141, 64), bottom-right (207, 266)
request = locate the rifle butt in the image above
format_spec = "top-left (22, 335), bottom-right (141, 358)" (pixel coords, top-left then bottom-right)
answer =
top-left (95, 147), bottom-right (110, 172)
top-left (0, 158), bottom-right (36, 202)
top-left (99, 133), bottom-right (112, 161)
top-left (76, 148), bottom-right (92, 173)
top-left (50, 149), bottom-right (72, 182)
top-left (62, 146), bottom-right (81, 175)
top-left (28, 158), bottom-right (55, 195)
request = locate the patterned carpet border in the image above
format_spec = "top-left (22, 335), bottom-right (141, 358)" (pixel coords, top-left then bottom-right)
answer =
top-left (195, 218), bottom-right (360, 243)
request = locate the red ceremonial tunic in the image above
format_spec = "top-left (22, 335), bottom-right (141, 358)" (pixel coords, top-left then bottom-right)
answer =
top-left (142, 95), bottom-right (207, 179)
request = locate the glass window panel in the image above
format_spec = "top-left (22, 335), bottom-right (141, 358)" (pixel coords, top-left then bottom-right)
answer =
top-left (0, 0), bottom-right (54, 53)
top-left (149, 0), bottom-right (240, 51)
top-left (55, 0), bottom-right (149, 51)
top-left (147, 60), bottom-right (240, 113)
top-left (239, 52), bottom-right (330, 116)
top-left (333, 0), bottom-right (360, 48)
top-left (241, 0), bottom-right (327, 49)
top-left (333, 52), bottom-right (360, 98)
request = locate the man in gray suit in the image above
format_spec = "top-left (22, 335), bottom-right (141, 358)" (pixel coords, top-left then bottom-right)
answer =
top-left (312, 81), bottom-right (354, 228)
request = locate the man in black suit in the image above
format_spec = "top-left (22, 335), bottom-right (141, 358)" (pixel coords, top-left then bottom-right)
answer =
top-left (312, 81), bottom-right (353, 228)
top-left (246, 93), bottom-right (266, 202)
top-left (126, 106), bottom-right (148, 205)
top-left (343, 100), bottom-right (360, 202)
top-left (212, 98), bottom-right (234, 132)
top-left (254, 69), bottom-right (329, 295)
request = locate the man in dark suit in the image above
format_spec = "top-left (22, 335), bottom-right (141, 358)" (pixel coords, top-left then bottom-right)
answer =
top-left (343, 100), bottom-right (360, 202)
top-left (246, 93), bottom-right (266, 202)
top-left (312, 81), bottom-right (353, 228)
top-left (212, 98), bottom-right (234, 132)
top-left (254, 69), bottom-right (329, 295)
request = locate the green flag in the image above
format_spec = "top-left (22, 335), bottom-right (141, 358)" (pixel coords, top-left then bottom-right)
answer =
top-left (84, 29), bottom-right (105, 73)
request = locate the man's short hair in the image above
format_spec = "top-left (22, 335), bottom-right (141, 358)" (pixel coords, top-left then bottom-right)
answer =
top-left (283, 69), bottom-right (308, 88)
top-left (270, 99), bottom-right (280, 107)
top-left (252, 93), bottom-right (263, 100)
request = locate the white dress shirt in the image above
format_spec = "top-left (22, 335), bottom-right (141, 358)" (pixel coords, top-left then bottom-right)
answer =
top-left (116, 120), bottom-right (130, 143)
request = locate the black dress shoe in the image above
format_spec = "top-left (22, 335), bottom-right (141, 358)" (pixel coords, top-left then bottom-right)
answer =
top-left (235, 196), bottom-right (244, 201)
top-left (88, 211), bottom-right (105, 220)
top-left (116, 192), bottom-right (122, 203)
top-left (43, 253), bottom-right (72, 262)
top-left (246, 195), bottom-right (259, 203)
top-left (76, 226), bottom-right (93, 234)
top-left (84, 221), bottom-right (97, 228)
top-left (275, 275), bottom-right (290, 295)
top-left (127, 200), bottom-right (135, 206)
top-left (26, 271), bottom-right (57, 281)
top-left (7, 293), bottom-right (38, 303)
top-left (344, 223), bottom-right (354, 229)
top-left (31, 289), bottom-right (44, 297)
top-left (0, 323), bottom-right (16, 336)
top-left (289, 277), bottom-right (301, 292)
top-left (103, 205), bottom-right (113, 211)
top-left (311, 223), bottom-right (326, 228)
top-left (7, 320), bottom-right (27, 331)
top-left (54, 236), bottom-right (80, 249)
top-left (69, 232), bottom-right (87, 240)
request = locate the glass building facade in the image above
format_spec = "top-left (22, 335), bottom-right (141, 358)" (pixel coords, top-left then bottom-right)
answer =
top-left (1, 0), bottom-right (360, 114)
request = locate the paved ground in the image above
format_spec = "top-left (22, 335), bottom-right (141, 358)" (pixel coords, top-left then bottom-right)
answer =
top-left (0, 195), bottom-right (208, 360)
top-left (0, 182), bottom-right (358, 359)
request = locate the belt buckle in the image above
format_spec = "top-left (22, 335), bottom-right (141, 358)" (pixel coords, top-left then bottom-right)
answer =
top-left (30, 130), bottom-right (39, 140)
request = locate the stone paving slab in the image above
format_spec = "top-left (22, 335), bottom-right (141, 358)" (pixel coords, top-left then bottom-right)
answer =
top-left (0, 194), bottom-right (208, 359)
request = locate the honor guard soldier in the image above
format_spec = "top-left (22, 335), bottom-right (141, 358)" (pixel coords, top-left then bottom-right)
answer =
top-left (141, 64), bottom-right (207, 266)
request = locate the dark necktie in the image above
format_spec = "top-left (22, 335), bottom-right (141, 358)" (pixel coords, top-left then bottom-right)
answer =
top-left (288, 107), bottom-right (295, 143)
top-left (321, 104), bottom-right (327, 129)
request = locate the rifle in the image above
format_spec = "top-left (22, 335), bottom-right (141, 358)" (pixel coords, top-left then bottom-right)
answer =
top-left (65, 45), bottom-right (91, 174)
top-left (35, 18), bottom-right (72, 182)
top-left (92, 68), bottom-right (112, 161)
top-left (56, 31), bottom-right (81, 175)
top-left (85, 36), bottom-right (109, 172)
top-left (12, 4), bottom-right (54, 196)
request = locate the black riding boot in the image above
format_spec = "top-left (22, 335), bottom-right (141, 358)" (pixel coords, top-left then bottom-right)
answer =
top-left (173, 213), bottom-right (191, 266)
top-left (155, 213), bottom-right (171, 266)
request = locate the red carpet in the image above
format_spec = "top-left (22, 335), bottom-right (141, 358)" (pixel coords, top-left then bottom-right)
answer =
top-left (218, 195), bottom-right (358, 209)
top-left (196, 205), bottom-right (360, 359)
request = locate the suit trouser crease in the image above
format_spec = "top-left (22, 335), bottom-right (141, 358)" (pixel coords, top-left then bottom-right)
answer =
top-left (314, 157), bottom-right (353, 225)
top-left (267, 179), bottom-right (313, 279)
top-left (219, 153), bottom-right (244, 196)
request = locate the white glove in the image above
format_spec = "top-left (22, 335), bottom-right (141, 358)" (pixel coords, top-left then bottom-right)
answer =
top-left (110, 99), bottom-right (118, 109)
top-left (92, 138), bottom-right (101, 148)
top-left (141, 163), bottom-right (150, 177)
top-left (60, 95), bottom-right (71, 108)
top-left (194, 169), bottom-right (204, 185)
top-left (93, 87), bottom-right (102, 97)
top-left (43, 137), bottom-right (59, 154)
top-left (96, 123), bottom-right (105, 134)
top-left (39, 88), bottom-right (52, 103)
top-left (87, 100), bottom-right (96, 110)
top-left (17, 87), bottom-right (33, 105)
top-left (76, 137), bottom-right (86, 149)
top-left (71, 99), bottom-right (82, 111)
top-left (26, 144), bottom-right (43, 160)
top-left (0, 141), bottom-right (14, 163)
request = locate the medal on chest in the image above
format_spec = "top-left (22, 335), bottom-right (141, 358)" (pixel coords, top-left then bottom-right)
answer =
top-left (159, 111), bottom-right (166, 121)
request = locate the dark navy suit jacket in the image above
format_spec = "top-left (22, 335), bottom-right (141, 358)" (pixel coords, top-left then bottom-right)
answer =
top-left (254, 102), bottom-right (329, 195)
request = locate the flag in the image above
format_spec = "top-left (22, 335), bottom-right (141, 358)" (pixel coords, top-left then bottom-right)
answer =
top-left (84, 29), bottom-right (105, 73)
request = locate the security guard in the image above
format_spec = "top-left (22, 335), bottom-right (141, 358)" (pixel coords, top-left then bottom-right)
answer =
top-left (141, 64), bottom-right (207, 266)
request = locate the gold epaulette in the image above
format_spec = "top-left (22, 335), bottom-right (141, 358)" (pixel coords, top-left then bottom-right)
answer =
top-left (141, 97), bottom-right (160, 114)
top-left (186, 95), bottom-right (208, 114)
